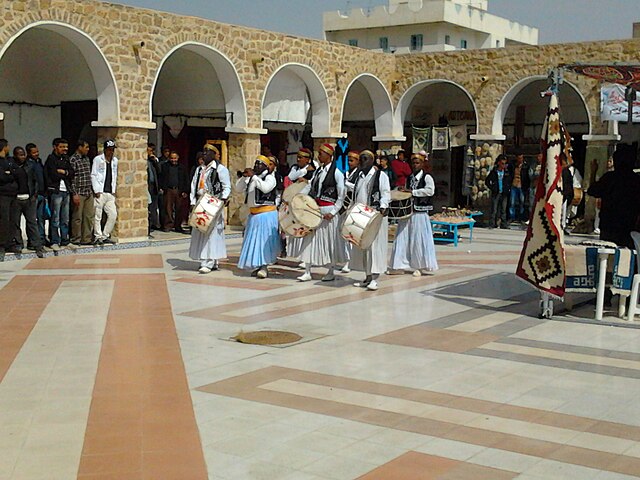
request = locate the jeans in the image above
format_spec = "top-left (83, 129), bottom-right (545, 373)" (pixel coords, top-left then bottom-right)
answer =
top-left (12, 197), bottom-right (42, 249)
top-left (509, 186), bottom-right (525, 221)
top-left (491, 192), bottom-right (508, 227)
top-left (49, 191), bottom-right (70, 246)
top-left (36, 194), bottom-right (47, 243)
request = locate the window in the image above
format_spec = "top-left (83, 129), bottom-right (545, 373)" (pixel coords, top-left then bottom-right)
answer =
top-left (379, 37), bottom-right (389, 51)
top-left (460, 39), bottom-right (468, 49)
top-left (348, 39), bottom-right (358, 47)
top-left (410, 34), bottom-right (423, 51)
top-left (496, 39), bottom-right (501, 48)
top-left (444, 35), bottom-right (451, 45)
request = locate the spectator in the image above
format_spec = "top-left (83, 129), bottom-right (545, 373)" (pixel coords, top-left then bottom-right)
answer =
top-left (486, 154), bottom-right (512, 229)
top-left (69, 140), bottom-right (94, 245)
top-left (25, 143), bottom-right (48, 246)
top-left (379, 154), bottom-right (396, 187)
top-left (160, 151), bottom-right (189, 233)
top-left (189, 151), bottom-right (205, 183)
top-left (147, 143), bottom-right (161, 233)
top-left (0, 139), bottom-right (19, 260)
top-left (527, 153), bottom-right (543, 217)
top-left (10, 146), bottom-right (44, 257)
top-left (157, 145), bottom-right (171, 228)
top-left (44, 138), bottom-right (74, 251)
top-left (91, 139), bottom-right (119, 245)
top-left (588, 145), bottom-right (640, 249)
top-left (390, 150), bottom-right (412, 189)
top-left (276, 150), bottom-right (290, 178)
top-left (509, 153), bottom-right (526, 222)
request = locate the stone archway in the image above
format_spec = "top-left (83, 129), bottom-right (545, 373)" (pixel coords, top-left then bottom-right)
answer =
top-left (0, 21), bottom-right (119, 149)
top-left (340, 73), bottom-right (394, 150)
top-left (395, 80), bottom-right (479, 209)
top-left (150, 42), bottom-right (247, 131)
top-left (394, 79), bottom-right (479, 138)
top-left (492, 75), bottom-right (592, 138)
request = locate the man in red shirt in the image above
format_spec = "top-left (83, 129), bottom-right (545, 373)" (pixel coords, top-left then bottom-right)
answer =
top-left (390, 150), bottom-right (412, 189)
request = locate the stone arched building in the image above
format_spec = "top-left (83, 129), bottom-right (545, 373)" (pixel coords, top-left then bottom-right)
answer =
top-left (0, 0), bottom-right (637, 238)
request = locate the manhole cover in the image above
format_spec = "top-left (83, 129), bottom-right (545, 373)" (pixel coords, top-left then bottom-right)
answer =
top-left (231, 331), bottom-right (302, 345)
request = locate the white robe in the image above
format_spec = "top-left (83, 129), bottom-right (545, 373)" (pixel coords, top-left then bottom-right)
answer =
top-left (348, 168), bottom-right (391, 275)
top-left (298, 163), bottom-right (347, 266)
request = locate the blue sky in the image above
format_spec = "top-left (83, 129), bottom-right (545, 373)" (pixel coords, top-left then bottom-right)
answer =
top-left (113, 0), bottom-right (639, 44)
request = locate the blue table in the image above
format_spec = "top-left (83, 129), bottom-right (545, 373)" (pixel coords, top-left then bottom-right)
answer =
top-left (431, 220), bottom-right (475, 247)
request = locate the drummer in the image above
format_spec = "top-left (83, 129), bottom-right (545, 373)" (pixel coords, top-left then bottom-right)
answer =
top-left (340, 151), bottom-right (361, 274)
top-left (349, 150), bottom-right (391, 291)
top-left (389, 151), bottom-right (438, 276)
top-left (287, 148), bottom-right (315, 184)
top-left (285, 148), bottom-right (316, 262)
top-left (297, 143), bottom-right (346, 282)
top-left (236, 155), bottom-right (281, 279)
top-left (189, 147), bottom-right (231, 274)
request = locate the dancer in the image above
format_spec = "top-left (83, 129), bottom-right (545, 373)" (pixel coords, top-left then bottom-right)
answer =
top-left (236, 155), bottom-right (281, 279)
top-left (389, 152), bottom-right (438, 276)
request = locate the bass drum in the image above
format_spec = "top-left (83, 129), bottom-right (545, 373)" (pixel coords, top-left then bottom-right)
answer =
top-left (388, 190), bottom-right (413, 220)
top-left (279, 194), bottom-right (322, 237)
top-left (189, 193), bottom-right (224, 233)
top-left (341, 203), bottom-right (383, 250)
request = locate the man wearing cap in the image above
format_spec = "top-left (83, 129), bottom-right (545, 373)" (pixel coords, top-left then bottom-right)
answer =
top-left (339, 151), bottom-right (361, 273)
top-left (236, 155), bottom-right (281, 279)
top-left (349, 150), bottom-right (391, 291)
top-left (297, 143), bottom-right (346, 282)
top-left (91, 139), bottom-right (119, 245)
top-left (189, 146), bottom-right (231, 274)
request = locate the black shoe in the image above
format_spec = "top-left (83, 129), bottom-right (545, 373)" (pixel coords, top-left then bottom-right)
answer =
top-left (92, 238), bottom-right (103, 246)
top-left (9, 246), bottom-right (22, 254)
top-left (103, 238), bottom-right (116, 245)
top-left (36, 249), bottom-right (45, 258)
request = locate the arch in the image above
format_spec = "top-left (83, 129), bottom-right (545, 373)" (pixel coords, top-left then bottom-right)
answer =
top-left (394, 79), bottom-right (479, 137)
top-left (150, 42), bottom-right (247, 129)
top-left (261, 63), bottom-right (331, 136)
top-left (339, 73), bottom-right (394, 139)
top-left (0, 21), bottom-right (120, 124)
top-left (492, 75), bottom-right (592, 137)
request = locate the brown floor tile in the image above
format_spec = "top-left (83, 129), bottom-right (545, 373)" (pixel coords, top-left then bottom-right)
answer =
top-left (367, 326), bottom-right (499, 353)
top-left (358, 452), bottom-right (459, 479)
top-left (439, 462), bottom-right (517, 480)
top-left (78, 451), bottom-right (143, 476)
top-left (25, 254), bottom-right (164, 270)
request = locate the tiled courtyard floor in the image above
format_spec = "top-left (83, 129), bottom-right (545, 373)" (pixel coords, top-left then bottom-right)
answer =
top-left (1, 228), bottom-right (640, 479)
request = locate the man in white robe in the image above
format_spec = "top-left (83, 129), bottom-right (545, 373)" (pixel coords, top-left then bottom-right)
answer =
top-left (188, 147), bottom-right (231, 274)
top-left (349, 150), bottom-right (391, 291)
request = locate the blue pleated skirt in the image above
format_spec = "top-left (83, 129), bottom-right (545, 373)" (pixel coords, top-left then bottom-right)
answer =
top-left (238, 210), bottom-right (281, 270)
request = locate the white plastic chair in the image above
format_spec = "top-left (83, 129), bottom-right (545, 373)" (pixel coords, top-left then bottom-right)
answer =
top-left (627, 231), bottom-right (640, 320)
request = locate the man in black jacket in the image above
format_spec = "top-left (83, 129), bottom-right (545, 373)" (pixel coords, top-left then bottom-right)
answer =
top-left (11, 147), bottom-right (44, 257)
top-left (26, 143), bottom-right (47, 246)
top-left (159, 151), bottom-right (189, 233)
top-left (0, 139), bottom-right (19, 260)
top-left (486, 154), bottom-right (512, 229)
top-left (44, 138), bottom-right (74, 250)
top-left (147, 143), bottom-right (161, 234)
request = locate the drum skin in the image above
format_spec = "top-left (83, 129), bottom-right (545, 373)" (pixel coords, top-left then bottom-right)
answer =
top-left (341, 203), bottom-right (383, 250)
top-left (279, 194), bottom-right (321, 237)
top-left (189, 193), bottom-right (224, 233)
top-left (282, 182), bottom-right (307, 204)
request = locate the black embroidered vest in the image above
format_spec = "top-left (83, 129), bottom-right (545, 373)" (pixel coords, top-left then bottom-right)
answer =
top-left (254, 173), bottom-right (277, 206)
top-left (310, 162), bottom-right (338, 203)
top-left (408, 172), bottom-right (433, 212)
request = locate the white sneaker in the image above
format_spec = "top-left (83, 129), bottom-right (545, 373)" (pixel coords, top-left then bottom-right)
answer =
top-left (366, 280), bottom-right (379, 291)
top-left (51, 244), bottom-right (60, 252)
top-left (412, 270), bottom-right (422, 277)
top-left (298, 262), bottom-right (307, 270)
top-left (353, 280), bottom-right (370, 288)
top-left (256, 268), bottom-right (268, 279)
top-left (198, 267), bottom-right (212, 274)
top-left (341, 265), bottom-right (351, 273)
top-left (297, 272), bottom-right (312, 282)
top-left (593, 228), bottom-right (600, 235)
top-left (321, 273), bottom-right (335, 282)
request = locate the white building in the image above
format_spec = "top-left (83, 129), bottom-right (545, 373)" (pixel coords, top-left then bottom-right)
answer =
top-left (323, 0), bottom-right (538, 54)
